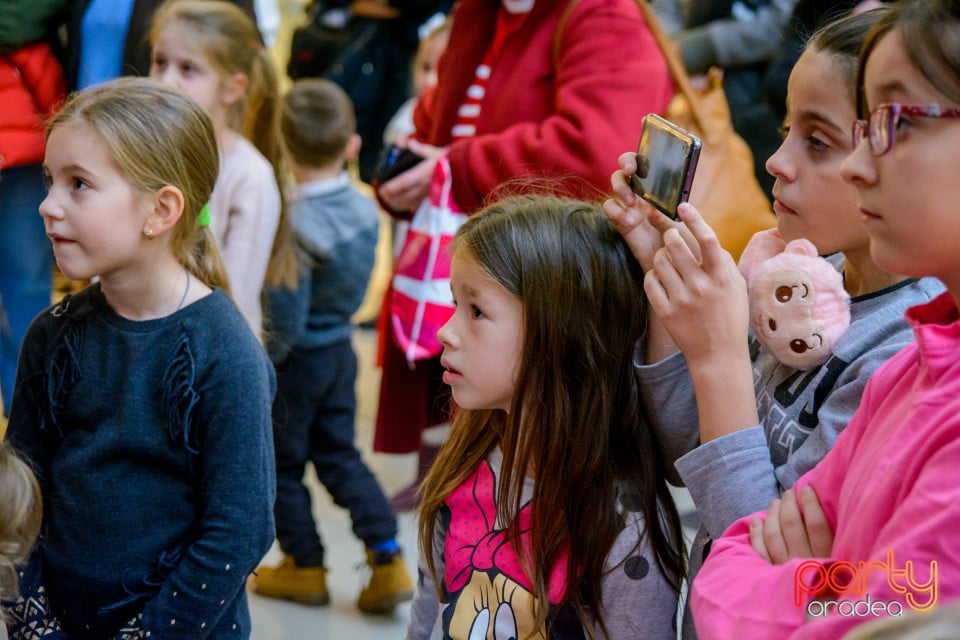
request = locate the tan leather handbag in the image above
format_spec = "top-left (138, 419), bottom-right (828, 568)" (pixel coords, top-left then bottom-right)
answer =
top-left (556, 0), bottom-right (776, 260)
top-left (637, 1), bottom-right (775, 260)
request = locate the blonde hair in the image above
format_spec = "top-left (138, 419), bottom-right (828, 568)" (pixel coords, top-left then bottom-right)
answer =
top-left (0, 442), bottom-right (42, 614)
top-left (47, 77), bottom-right (229, 291)
top-left (150, 0), bottom-right (298, 288)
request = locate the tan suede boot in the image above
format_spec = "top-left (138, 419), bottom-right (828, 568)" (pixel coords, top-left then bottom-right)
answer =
top-left (357, 550), bottom-right (414, 613)
top-left (250, 556), bottom-right (329, 606)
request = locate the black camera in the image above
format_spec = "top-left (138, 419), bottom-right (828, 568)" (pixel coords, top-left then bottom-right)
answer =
top-left (372, 144), bottom-right (424, 186)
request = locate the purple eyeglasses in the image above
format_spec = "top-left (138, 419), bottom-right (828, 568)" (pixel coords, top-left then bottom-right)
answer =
top-left (852, 102), bottom-right (960, 156)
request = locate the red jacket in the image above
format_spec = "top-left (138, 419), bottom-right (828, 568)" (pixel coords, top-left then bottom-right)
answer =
top-left (1, 40), bottom-right (65, 169)
top-left (413, 0), bottom-right (673, 212)
top-left (374, 0), bottom-right (674, 454)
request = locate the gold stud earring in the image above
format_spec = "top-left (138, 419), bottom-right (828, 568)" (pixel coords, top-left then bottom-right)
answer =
top-left (144, 228), bottom-right (154, 239)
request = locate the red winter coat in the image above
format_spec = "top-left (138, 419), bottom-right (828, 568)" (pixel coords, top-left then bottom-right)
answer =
top-left (1, 40), bottom-right (65, 169)
top-left (413, 0), bottom-right (673, 212)
top-left (374, 0), bottom-right (672, 453)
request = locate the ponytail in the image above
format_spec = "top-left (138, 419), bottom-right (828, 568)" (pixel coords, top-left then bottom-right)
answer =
top-left (246, 48), bottom-right (299, 290)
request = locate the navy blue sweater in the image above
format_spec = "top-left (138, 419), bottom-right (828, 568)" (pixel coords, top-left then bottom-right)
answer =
top-left (6, 285), bottom-right (276, 639)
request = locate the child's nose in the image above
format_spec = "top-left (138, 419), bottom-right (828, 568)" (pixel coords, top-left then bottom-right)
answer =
top-left (38, 191), bottom-right (60, 220)
top-left (765, 139), bottom-right (793, 183)
top-left (437, 318), bottom-right (455, 348)
top-left (154, 67), bottom-right (178, 87)
top-left (839, 138), bottom-right (876, 187)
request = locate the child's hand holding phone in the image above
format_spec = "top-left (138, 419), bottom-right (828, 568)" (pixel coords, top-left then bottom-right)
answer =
top-left (606, 150), bottom-right (699, 273)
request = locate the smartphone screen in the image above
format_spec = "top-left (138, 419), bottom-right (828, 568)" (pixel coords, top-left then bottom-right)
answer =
top-left (630, 114), bottom-right (702, 219)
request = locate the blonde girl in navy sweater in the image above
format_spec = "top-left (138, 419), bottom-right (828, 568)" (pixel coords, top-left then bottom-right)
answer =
top-left (5, 78), bottom-right (275, 639)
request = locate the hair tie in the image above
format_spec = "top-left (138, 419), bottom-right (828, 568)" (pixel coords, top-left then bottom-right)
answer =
top-left (197, 203), bottom-right (211, 227)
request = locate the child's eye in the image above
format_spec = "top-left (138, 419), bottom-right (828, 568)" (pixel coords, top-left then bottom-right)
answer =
top-left (470, 305), bottom-right (484, 320)
top-left (71, 177), bottom-right (88, 191)
top-left (806, 135), bottom-right (829, 153)
top-left (778, 125), bottom-right (790, 141)
top-left (893, 114), bottom-right (911, 134)
top-left (42, 172), bottom-right (52, 190)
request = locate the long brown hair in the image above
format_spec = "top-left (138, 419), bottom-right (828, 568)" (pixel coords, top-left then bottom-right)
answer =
top-left (47, 78), bottom-right (229, 291)
top-left (150, 0), bottom-right (298, 288)
top-left (418, 195), bottom-right (686, 638)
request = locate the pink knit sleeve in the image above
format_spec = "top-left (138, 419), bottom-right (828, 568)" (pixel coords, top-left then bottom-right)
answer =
top-left (689, 386), bottom-right (865, 639)
top-left (691, 344), bottom-right (960, 639)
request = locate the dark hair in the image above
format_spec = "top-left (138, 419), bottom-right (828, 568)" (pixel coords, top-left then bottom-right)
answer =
top-left (418, 195), bottom-right (686, 638)
top-left (281, 79), bottom-right (356, 167)
top-left (857, 0), bottom-right (960, 116)
top-left (808, 8), bottom-right (887, 106)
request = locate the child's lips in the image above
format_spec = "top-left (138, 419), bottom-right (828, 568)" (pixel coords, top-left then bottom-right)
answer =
top-left (440, 358), bottom-right (461, 383)
top-left (48, 233), bottom-right (75, 247)
top-left (773, 198), bottom-right (797, 216)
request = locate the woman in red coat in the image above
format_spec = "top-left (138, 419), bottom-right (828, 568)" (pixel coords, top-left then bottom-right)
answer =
top-left (375, 0), bottom-right (673, 509)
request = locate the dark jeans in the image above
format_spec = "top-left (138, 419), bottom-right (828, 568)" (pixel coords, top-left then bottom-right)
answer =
top-left (272, 339), bottom-right (396, 568)
top-left (0, 164), bottom-right (54, 414)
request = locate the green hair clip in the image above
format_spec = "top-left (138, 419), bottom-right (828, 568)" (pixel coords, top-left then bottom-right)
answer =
top-left (197, 203), bottom-right (211, 227)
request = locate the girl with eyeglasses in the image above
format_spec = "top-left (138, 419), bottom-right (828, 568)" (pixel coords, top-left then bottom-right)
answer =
top-left (606, 8), bottom-right (943, 638)
top-left (689, 1), bottom-right (960, 637)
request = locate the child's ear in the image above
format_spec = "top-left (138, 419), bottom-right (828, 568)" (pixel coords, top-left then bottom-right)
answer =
top-left (343, 133), bottom-right (362, 162)
top-left (221, 72), bottom-right (249, 107)
top-left (144, 185), bottom-right (185, 237)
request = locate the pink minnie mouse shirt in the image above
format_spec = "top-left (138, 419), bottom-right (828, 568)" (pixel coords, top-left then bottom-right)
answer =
top-left (405, 448), bottom-right (679, 640)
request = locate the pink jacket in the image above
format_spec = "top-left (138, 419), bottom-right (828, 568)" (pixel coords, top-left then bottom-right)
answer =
top-left (412, 0), bottom-right (672, 212)
top-left (691, 292), bottom-right (960, 639)
top-left (0, 40), bottom-right (65, 169)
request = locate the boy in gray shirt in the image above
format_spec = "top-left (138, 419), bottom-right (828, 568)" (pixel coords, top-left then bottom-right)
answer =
top-left (253, 79), bottom-right (413, 613)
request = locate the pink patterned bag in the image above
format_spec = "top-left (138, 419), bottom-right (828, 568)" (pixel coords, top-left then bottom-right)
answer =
top-left (390, 157), bottom-right (467, 363)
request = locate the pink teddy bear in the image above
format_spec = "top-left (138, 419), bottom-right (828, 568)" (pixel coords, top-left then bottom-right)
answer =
top-left (738, 229), bottom-right (851, 370)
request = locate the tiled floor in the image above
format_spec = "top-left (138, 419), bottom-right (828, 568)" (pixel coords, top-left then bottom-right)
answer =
top-left (248, 329), bottom-right (419, 638)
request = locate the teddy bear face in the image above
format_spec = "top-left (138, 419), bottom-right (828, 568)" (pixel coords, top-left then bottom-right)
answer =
top-left (738, 229), bottom-right (850, 370)
top-left (750, 267), bottom-right (833, 369)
